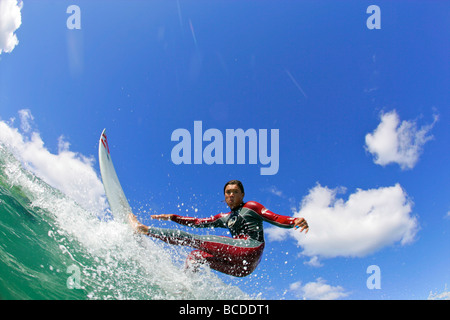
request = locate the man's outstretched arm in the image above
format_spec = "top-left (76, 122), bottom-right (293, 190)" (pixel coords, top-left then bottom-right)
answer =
top-left (244, 201), bottom-right (309, 233)
top-left (151, 213), bottom-right (228, 229)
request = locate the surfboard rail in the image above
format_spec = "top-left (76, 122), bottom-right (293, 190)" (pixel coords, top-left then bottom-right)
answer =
top-left (98, 129), bottom-right (132, 222)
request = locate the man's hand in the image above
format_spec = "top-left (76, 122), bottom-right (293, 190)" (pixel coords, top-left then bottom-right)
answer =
top-left (293, 217), bottom-right (309, 233)
top-left (151, 214), bottom-right (175, 221)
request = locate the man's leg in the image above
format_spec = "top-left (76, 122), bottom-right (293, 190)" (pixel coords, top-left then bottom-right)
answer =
top-left (146, 226), bottom-right (264, 277)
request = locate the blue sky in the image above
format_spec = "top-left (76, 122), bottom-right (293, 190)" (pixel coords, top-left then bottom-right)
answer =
top-left (0, 0), bottom-right (449, 299)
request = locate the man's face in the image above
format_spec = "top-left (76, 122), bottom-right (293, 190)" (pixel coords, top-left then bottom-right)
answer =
top-left (224, 184), bottom-right (244, 210)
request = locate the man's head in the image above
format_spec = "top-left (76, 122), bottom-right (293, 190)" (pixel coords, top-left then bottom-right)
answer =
top-left (224, 180), bottom-right (245, 210)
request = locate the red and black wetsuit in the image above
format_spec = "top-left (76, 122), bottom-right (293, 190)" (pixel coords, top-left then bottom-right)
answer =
top-left (146, 201), bottom-right (296, 277)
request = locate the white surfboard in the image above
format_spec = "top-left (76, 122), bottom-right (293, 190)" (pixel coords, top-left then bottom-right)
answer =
top-left (98, 129), bottom-right (132, 222)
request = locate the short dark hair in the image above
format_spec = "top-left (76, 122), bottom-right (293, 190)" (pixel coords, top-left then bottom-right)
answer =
top-left (223, 180), bottom-right (245, 194)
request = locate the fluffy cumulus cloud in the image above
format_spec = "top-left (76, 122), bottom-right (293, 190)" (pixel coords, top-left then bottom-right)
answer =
top-left (0, 0), bottom-right (23, 54)
top-left (0, 109), bottom-right (107, 214)
top-left (289, 278), bottom-right (349, 300)
top-left (365, 110), bottom-right (438, 170)
top-left (266, 183), bottom-right (418, 262)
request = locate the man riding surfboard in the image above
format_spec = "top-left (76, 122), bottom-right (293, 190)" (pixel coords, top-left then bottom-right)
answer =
top-left (129, 180), bottom-right (308, 277)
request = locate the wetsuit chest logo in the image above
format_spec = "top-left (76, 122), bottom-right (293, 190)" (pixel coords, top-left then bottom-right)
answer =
top-left (227, 215), bottom-right (237, 228)
top-left (227, 209), bottom-right (241, 229)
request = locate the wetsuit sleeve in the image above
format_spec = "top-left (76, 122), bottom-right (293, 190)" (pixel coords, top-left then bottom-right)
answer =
top-left (244, 201), bottom-right (296, 228)
top-left (171, 213), bottom-right (228, 229)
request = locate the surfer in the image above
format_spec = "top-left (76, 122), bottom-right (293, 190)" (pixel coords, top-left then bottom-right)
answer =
top-left (129, 180), bottom-right (308, 277)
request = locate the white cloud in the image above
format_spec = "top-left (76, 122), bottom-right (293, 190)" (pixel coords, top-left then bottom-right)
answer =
top-left (0, 109), bottom-right (107, 214)
top-left (268, 186), bottom-right (283, 197)
top-left (266, 183), bottom-right (418, 260)
top-left (0, 0), bottom-right (23, 54)
top-left (303, 256), bottom-right (323, 267)
top-left (365, 110), bottom-right (438, 170)
top-left (289, 278), bottom-right (349, 300)
top-left (428, 286), bottom-right (450, 300)
top-left (18, 108), bottom-right (34, 132)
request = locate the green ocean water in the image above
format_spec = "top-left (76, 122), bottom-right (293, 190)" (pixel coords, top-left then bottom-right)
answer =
top-left (0, 144), bottom-right (249, 300)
